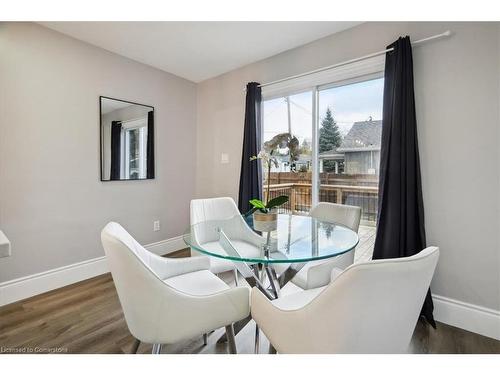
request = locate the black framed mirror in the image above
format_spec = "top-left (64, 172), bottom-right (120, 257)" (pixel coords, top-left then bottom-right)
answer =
top-left (100, 96), bottom-right (155, 181)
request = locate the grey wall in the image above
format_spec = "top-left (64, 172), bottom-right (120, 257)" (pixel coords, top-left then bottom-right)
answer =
top-left (0, 22), bottom-right (197, 282)
top-left (196, 22), bottom-right (500, 310)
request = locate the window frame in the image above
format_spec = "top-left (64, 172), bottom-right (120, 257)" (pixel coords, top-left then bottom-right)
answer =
top-left (120, 117), bottom-right (148, 180)
top-left (261, 55), bottom-right (385, 207)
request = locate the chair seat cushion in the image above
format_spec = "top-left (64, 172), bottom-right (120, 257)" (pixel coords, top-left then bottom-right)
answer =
top-left (280, 280), bottom-right (305, 296)
top-left (292, 257), bottom-right (347, 290)
top-left (330, 267), bottom-right (343, 282)
top-left (201, 240), bottom-right (261, 273)
top-left (271, 284), bottom-right (326, 311)
top-left (207, 256), bottom-right (237, 274)
top-left (291, 259), bottom-right (331, 289)
top-left (163, 270), bottom-right (229, 296)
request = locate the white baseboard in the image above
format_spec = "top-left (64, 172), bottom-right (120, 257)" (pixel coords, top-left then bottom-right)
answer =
top-left (433, 294), bottom-right (500, 340)
top-left (145, 235), bottom-right (185, 256)
top-left (0, 235), bottom-right (186, 307)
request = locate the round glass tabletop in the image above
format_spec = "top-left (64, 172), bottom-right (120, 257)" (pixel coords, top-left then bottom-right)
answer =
top-left (183, 213), bottom-right (359, 264)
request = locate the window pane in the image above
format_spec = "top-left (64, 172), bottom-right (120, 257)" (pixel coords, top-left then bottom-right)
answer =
top-left (127, 128), bottom-right (140, 179)
top-left (318, 77), bottom-right (384, 230)
top-left (125, 126), bottom-right (147, 179)
top-left (262, 91), bottom-right (312, 213)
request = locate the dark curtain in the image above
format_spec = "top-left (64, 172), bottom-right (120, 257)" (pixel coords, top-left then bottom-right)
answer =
top-left (238, 82), bottom-right (263, 213)
top-left (110, 121), bottom-right (122, 180)
top-left (147, 111), bottom-right (155, 179)
top-left (373, 36), bottom-right (436, 327)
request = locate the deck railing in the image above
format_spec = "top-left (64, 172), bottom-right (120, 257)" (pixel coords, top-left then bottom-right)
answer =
top-left (264, 182), bottom-right (379, 225)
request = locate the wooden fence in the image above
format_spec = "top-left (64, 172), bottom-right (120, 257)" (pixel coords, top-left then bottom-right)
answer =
top-left (264, 182), bottom-right (379, 225)
top-left (267, 172), bottom-right (379, 187)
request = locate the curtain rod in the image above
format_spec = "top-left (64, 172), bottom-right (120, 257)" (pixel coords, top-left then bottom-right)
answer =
top-left (245, 30), bottom-right (451, 91)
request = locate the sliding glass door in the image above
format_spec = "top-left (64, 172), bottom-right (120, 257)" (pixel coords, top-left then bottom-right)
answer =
top-left (262, 75), bottom-right (384, 234)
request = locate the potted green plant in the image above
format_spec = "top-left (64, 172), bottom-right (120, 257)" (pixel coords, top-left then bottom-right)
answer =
top-left (248, 133), bottom-right (299, 231)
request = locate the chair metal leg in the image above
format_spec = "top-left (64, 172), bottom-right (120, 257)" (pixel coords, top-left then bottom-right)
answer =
top-left (225, 324), bottom-right (237, 354)
top-left (151, 343), bottom-right (162, 354)
top-left (203, 333), bottom-right (208, 345)
top-left (268, 343), bottom-right (277, 354)
top-left (264, 264), bottom-right (279, 299)
top-left (217, 315), bottom-right (251, 344)
top-left (233, 269), bottom-right (239, 286)
top-left (131, 338), bottom-right (141, 354)
top-left (254, 324), bottom-right (260, 354)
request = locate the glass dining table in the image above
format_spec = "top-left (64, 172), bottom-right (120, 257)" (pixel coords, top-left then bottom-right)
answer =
top-left (183, 213), bottom-right (359, 300)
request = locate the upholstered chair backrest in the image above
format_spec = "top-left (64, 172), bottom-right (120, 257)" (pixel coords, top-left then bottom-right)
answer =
top-left (274, 246), bottom-right (439, 353)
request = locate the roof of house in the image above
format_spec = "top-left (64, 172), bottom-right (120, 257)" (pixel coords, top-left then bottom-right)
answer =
top-left (318, 149), bottom-right (344, 160)
top-left (337, 120), bottom-right (382, 152)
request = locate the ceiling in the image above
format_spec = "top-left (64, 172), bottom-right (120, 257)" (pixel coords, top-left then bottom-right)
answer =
top-left (39, 22), bottom-right (361, 82)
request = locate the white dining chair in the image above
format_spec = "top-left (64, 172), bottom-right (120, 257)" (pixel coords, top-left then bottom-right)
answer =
top-left (280, 202), bottom-right (362, 295)
top-left (101, 222), bottom-right (250, 354)
top-left (252, 246), bottom-right (439, 354)
top-left (190, 197), bottom-right (262, 284)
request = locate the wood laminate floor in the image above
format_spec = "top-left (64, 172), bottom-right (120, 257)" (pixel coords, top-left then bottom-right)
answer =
top-left (1, 250), bottom-right (499, 354)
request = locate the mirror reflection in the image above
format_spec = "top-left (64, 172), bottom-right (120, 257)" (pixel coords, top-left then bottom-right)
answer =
top-left (100, 97), bottom-right (154, 181)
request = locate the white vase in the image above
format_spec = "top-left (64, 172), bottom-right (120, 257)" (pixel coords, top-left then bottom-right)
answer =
top-left (253, 211), bottom-right (278, 232)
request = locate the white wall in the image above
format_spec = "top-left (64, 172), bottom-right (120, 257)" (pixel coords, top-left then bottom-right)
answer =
top-left (0, 22), bottom-right (197, 282)
top-left (196, 22), bottom-right (500, 311)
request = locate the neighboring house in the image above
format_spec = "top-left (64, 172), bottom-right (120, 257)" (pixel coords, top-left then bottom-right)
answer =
top-left (271, 154), bottom-right (312, 172)
top-left (320, 119), bottom-right (382, 175)
top-left (318, 148), bottom-right (345, 173)
top-left (269, 120), bottom-right (382, 174)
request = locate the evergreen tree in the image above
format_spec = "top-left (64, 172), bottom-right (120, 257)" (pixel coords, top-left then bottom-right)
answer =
top-left (319, 107), bottom-right (342, 152)
top-left (299, 139), bottom-right (312, 156)
top-left (319, 108), bottom-right (342, 172)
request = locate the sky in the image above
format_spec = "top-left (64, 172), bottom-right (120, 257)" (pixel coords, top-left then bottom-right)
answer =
top-left (263, 77), bottom-right (384, 146)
